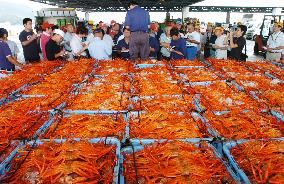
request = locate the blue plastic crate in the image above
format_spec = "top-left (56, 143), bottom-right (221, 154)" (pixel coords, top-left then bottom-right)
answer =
top-left (58, 109), bottom-right (130, 143)
top-left (228, 80), bottom-right (245, 91)
top-left (0, 83), bottom-right (29, 106)
top-left (271, 61), bottom-right (284, 69)
top-left (120, 138), bottom-right (241, 184)
top-left (135, 63), bottom-right (165, 69)
top-left (222, 139), bottom-right (284, 184)
top-left (270, 110), bottom-right (284, 123)
top-left (173, 65), bottom-right (204, 69)
top-left (0, 137), bottom-right (121, 184)
top-left (63, 109), bottom-right (128, 115)
top-left (191, 112), bottom-right (220, 138)
top-left (264, 71), bottom-right (281, 81)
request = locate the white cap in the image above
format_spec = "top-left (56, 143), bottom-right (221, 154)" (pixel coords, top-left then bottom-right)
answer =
top-left (53, 29), bottom-right (65, 38)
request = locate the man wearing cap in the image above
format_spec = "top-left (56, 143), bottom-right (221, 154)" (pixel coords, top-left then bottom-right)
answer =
top-left (265, 22), bottom-right (284, 61)
top-left (88, 28), bottom-right (112, 60)
top-left (45, 29), bottom-right (66, 61)
top-left (185, 23), bottom-right (201, 60)
top-left (1, 28), bottom-right (20, 59)
top-left (0, 28), bottom-right (23, 72)
top-left (19, 18), bottom-right (40, 63)
top-left (125, 1), bottom-right (151, 61)
top-left (40, 22), bottom-right (54, 60)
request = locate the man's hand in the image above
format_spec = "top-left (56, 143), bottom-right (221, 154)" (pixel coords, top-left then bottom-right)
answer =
top-left (15, 65), bottom-right (23, 71)
top-left (59, 50), bottom-right (66, 56)
top-left (31, 33), bottom-right (37, 40)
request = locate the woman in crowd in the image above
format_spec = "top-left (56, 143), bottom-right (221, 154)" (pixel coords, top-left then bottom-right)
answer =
top-left (226, 25), bottom-right (247, 61)
top-left (40, 22), bottom-right (54, 60)
top-left (212, 27), bottom-right (228, 59)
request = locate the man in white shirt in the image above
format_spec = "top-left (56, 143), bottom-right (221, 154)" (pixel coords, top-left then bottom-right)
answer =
top-left (88, 28), bottom-right (112, 60)
top-left (265, 22), bottom-right (284, 61)
top-left (70, 27), bottom-right (88, 58)
top-left (185, 24), bottom-right (201, 60)
top-left (212, 27), bottom-right (228, 59)
top-left (101, 25), bottom-right (114, 59)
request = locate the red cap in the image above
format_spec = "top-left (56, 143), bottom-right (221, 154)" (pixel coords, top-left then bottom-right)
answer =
top-left (42, 21), bottom-right (54, 30)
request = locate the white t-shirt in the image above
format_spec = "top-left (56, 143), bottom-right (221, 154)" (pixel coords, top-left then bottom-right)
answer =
top-left (103, 34), bottom-right (114, 58)
top-left (86, 33), bottom-right (95, 44)
top-left (185, 31), bottom-right (201, 47)
top-left (214, 35), bottom-right (227, 59)
top-left (103, 34), bottom-right (114, 48)
top-left (267, 31), bottom-right (284, 53)
top-left (70, 34), bottom-right (86, 56)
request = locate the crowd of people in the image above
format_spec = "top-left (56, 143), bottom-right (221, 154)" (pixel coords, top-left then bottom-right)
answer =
top-left (0, 1), bottom-right (284, 74)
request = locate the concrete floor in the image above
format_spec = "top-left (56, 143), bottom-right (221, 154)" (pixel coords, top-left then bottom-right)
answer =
top-left (246, 40), bottom-right (264, 61)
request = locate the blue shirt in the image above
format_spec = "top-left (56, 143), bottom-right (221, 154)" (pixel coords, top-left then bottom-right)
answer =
top-left (149, 36), bottom-right (159, 58)
top-left (125, 6), bottom-right (150, 32)
top-left (117, 39), bottom-right (130, 60)
top-left (0, 40), bottom-right (14, 70)
top-left (170, 37), bottom-right (187, 60)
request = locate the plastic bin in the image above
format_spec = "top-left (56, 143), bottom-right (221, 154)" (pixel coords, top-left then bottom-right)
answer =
top-left (271, 61), bottom-right (284, 69)
top-left (0, 84), bottom-right (29, 106)
top-left (0, 137), bottom-right (121, 183)
top-left (135, 63), bottom-right (165, 69)
top-left (120, 138), bottom-right (241, 184)
top-left (222, 139), bottom-right (284, 184)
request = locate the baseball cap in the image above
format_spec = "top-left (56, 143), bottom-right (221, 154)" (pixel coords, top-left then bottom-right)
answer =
top-left (42, 21), bottom-right (54, 30)
top-left (176, 21), bottom-right (182, 25)
top-left (94, 28), bottom-right (103, 34)
top-left (275, 22), bottom-right (283, 27)
top-left (0, 28), bottom-right (8, 35)
top-left (53, 29), bottom-right (65, 37)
